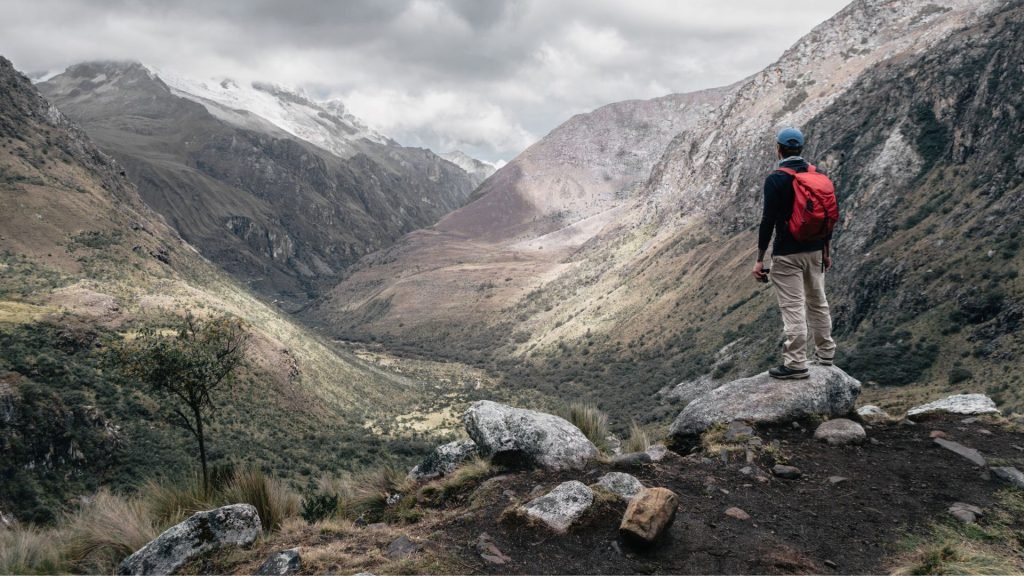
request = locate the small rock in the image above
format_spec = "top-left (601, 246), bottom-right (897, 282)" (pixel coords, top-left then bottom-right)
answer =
top-left (739, 466), bottom-right (754, 476)
top-left (824, 559), bottom-right (838, 569)
top-left (962, 417), bottom-right (980, 424)
top-left (475, 533), bottom-right (511, 565)
top-left (898, 419), bottom-right (916, 427)
top-left (828, 476), bottom-right (849, 485)
top-left (929, 430), bottom-right (947, 439)
top-left (725, 420), bottom-right (755, 441)
top-left (856, 405), bottom-right (891, 424)
top-left (869, 437), bottom-right (881, 445)
top-left (949, 502), bottom-right (983, 524)
top-left (611, 451), bottom-right (653, 467)
top-left (748, 437), bottom-right (763, 448)
top-left (772, 465), bottom-right (802, 480)
top-left (814, 419), bottom-right (866, 446)
top-left (934, 438), bottom-right (987, 467)
top-left (594, 472), bottom-right (644, 501)
top-left (255, 548), bottom-right (301, 576)
top-left (792, 421), bottom-right (801, 429)
top-left (992, 466), bottom-right (1024, 489)
top-left (646, 444), bottom-right (669, 462)
top-left (408, 439), bottom-right (478, 481)
top-left (725, 507), bottom-right (750, 521)
top-left (386, 536), bottom-right (420, 559)
top-left (979, 429), bottom-right (993, 436)
top-left (522, 481), bottom-right (594, 533)
top-left (619, 487), bottom-right (679, 546)
top-left (907, 394), bottom-right (999, 419)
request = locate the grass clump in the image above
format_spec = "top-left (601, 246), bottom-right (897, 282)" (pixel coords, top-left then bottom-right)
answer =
top-left (62, 489), bottom-right (157, 574)
top-left (622, 419), bottom-right (653, 453)
top-left (566, 402), bottom-right (609, 452)
top-left (138, 473), bottom-right (212, 527)
top-left (888, 489), bottom-right (1024, 575)
top-left (417, 457), bottom-right (493, 506)
top-left (0, 527), bottom-right (68, 574)
top-left (313, 464), bottom-right (416, 524)
top-left (222, 466), bottom-right (299, 532)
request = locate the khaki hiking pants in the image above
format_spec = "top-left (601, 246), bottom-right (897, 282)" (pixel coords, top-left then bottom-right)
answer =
top-left (769, 251), bottom-right (837, 370)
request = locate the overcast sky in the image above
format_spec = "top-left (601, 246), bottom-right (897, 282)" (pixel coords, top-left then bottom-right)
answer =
top-left (3, 0), bottom-right (851, 163)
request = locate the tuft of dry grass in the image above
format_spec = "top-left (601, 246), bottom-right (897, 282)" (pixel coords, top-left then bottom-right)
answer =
top-left (566, 402), bottom-right (609, 452)
top-left (887, 490), bottom-right (1024, 575)
top-left (622, 419), bottom-right (652, 453)
top-left (0, 526), bottom-right (67, 574)
top-left (889, 537), bottom-right (1020, 575)
top-left (221, 466), bottom-right (300, 532)
top-left (317, 464), bottom-right (416, 523)
top-left (62, 489), bottom-right (157, 574)
top-left (138, 473), bottom-right (213, 527)
top-left (417, 457), bottom-right (493, 505)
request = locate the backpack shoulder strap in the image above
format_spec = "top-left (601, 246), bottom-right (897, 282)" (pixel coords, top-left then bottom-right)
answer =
top-left (776, 167), bottom-right (797, 177)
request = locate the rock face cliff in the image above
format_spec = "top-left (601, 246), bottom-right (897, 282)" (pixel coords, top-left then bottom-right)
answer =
top-left (39, 63), bottom-right (480, 309)
top-left (313, 0), bottom-right (1023, 421)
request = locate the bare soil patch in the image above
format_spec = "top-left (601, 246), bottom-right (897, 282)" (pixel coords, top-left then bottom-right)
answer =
top-left (416, 414), bottom-right (1020, 575)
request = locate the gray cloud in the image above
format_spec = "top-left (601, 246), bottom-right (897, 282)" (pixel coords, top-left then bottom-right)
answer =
top-left (2, 0), bottom-right (851, 162)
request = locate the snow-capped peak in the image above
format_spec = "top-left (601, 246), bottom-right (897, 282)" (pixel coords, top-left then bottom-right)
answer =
top-left (149, 66), bottom-right (391, 158)
top-left (440, 151), bottom-right (499, 180)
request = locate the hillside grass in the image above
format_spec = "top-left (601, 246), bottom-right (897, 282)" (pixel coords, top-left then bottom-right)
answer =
top-left (887, 489), bottom-right (1024, 575)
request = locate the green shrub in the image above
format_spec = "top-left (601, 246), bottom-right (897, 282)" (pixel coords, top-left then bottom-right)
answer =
top-left (842, 326), bottom-right (939, 386)
top-left (948, 367), bottom-right (974, 385)
top-left (300, 493), bottom-right (339, 525)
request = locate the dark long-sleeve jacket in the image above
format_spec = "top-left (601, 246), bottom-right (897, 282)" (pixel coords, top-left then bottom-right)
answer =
top-left (758, 157), bottom-right (828, 257)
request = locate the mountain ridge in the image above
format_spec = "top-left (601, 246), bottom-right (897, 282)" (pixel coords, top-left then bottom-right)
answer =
top-left (39, 61), bottom-right (483, 309)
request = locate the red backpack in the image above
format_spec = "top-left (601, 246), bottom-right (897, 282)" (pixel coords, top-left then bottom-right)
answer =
top-left (777, 165), bottom-right (839, 242)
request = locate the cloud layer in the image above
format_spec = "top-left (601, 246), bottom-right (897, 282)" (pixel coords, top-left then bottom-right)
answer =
top-left (3, 0), bottom-right (851, 162)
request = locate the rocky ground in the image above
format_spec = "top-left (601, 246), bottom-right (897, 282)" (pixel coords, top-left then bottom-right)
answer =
top-left (191, 411), bottom-right (1024, 575)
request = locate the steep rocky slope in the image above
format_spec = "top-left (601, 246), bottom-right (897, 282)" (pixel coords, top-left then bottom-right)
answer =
top-left (38, 63), bottom-right (479, 310)
top-left (0, 57), bottom-right (494, 523)
top-left (312, 0), bottom-right (1022, 423)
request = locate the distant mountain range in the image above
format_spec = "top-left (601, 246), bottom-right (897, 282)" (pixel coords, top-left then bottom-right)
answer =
top-left (38, 62), bottom-right (489, 310)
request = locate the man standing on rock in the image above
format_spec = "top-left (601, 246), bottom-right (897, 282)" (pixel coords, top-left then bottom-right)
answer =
top-left (752, 127), bottom-right (837, 379)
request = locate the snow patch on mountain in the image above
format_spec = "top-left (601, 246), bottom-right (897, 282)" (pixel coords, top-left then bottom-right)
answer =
top-left (440, 151), bottom-right (498, 181)
top-left (151, 67), bottom-right (391, 159)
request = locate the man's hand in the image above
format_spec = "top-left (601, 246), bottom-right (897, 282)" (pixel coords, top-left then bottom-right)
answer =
top-left (823, 255), bottom-right (833, 272)
top-left (752, 261), bottom-right (768, 283)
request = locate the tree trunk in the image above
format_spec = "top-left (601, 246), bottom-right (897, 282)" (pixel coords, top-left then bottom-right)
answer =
top-left (194, 405), bottom-right (208, 494)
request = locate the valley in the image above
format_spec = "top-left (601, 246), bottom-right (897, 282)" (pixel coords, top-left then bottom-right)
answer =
top-left (1, 0), bottom-right (1023, 572)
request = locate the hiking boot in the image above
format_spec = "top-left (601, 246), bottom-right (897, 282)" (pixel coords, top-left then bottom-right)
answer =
top-left (812, 354), bottom-right (834, 366)
top-left (769, 365), bottom-right (810, 380)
